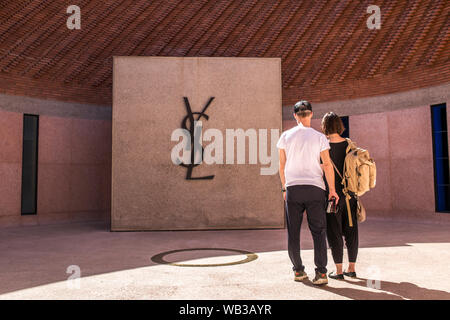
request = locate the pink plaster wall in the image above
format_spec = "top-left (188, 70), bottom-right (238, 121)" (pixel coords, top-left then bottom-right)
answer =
top-left (388, 107), bottom-right (435, 213)
top-left (348, 112), bottom-right (392, 213)
top-left (350, 106), bottom-right (449, 222)
top-left (37, 116), bottom-right (111, 224)
top-left (1, 99), bottom-right (448, 227)
top-left (0, 111), bottom-right (111, 227)
top-left (0, 110), bottom-right (22, 226)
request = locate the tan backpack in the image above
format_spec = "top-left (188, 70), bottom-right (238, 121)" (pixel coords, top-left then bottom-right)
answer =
top-left (331, 138), bottom-right (376, 227)
top-left (343, 138), bottom-right (376, 196)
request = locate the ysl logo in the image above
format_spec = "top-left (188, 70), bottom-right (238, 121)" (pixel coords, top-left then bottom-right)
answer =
top-left (180, 97), bottom-right (215, 180)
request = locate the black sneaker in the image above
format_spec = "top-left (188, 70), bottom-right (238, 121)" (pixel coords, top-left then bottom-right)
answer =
top-left (312, 271), bottom-right (328, 285)
top-left (328, 271), bottom-right (344, 280)
top-left (294, 270), bottom-right (308, 282)
top-left (343, 271), bottom-right (357, 278)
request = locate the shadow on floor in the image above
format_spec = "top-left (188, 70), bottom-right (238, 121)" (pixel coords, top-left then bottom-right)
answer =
top-left (0, 219), bottom-right (449, 297)
top-left (301, 279), bottom-right (403, 300)
top-left (301, 277), bottom-right (450, 300)
top-left (347, 278), bottom-right (450, 300)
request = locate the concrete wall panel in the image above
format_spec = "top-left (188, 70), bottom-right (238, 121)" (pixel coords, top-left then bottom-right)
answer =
top-left (0, 110), bottom-right (22, 221)
top-left (0, 110), bottom-right (111, 227)
top-left (349, 106), bottom-right (439, 219)
top-left (69, 165), bottom-right (104, 212)
top-left (71, 119), bottom-right (112, 164)
top-left (350, 113), bottom-right (390, 160)
top-left (359, 159), bottom-right (393, 213)
top-left (388, 107), bottom-right (433, 160)
top-left (112, 57), bottom-right (283, 231)
top-left (0, 163), bottom-right (22, 217)
top-left (37, 163), bottom-right (72, 214)
top-left (38, 116), bottom-right (72, 164)
top-left (0, 110), bottom-right (22, 162)
top-left (388, 107), bottom-right (435, 213)
top-left (390, 158), bottom-right (435, 212)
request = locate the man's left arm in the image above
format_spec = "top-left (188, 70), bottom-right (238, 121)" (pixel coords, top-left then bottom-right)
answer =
top-left (320, 149), bottom-right (339, 203)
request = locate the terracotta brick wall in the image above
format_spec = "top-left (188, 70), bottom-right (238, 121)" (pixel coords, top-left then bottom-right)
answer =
top-left (0, 0), bottom-right (448, 106)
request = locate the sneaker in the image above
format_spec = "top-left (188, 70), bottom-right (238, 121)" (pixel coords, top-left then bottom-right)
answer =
top-left (312, 271), bottom-right (328, 285)
top-left (328, 271), bottom-right (344, 280)
top-left (343, 271), bottom-right (357, 278)
top-left (294, 270), bottom-right (308, 282)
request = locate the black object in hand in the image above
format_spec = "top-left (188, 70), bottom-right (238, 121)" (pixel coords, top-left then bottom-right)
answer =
top-left (326, 197), bottom-right (338, 214)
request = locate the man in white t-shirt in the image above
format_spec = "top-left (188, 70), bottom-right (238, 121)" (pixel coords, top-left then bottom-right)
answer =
top-left (277, 100), bottom-right (339, 285)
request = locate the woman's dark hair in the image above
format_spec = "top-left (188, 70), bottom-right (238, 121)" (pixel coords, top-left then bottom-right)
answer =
top-left (321, 112), bottom-right (345, 136)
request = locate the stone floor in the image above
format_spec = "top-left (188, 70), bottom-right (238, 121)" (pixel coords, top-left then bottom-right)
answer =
top-left (0, 218), bottom-right (449, 300)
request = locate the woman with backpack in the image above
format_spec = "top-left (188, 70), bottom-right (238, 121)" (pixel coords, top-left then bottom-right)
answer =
top-left (321, 112), bottom-right (359, 280)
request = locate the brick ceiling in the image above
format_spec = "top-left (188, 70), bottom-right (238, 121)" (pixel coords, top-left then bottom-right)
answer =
top-left (0, 0), bottom-right (448, 106)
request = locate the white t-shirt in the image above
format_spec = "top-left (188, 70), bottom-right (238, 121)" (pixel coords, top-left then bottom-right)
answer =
top-left (277, 123), bottom-right (330, 190)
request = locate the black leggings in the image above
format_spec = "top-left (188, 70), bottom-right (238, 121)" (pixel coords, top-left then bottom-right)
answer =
top-left (326, 194), bottom-right (358, 264)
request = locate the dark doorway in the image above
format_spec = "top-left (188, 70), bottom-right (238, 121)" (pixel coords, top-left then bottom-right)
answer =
top-left (21, 114), bottom-right (39, 215)
top-left (431, 103), bottom-right (449, 213)
top-left (340, 116), bottom-right (349, 138)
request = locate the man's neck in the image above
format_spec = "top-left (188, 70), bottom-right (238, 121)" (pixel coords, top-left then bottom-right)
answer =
top-left (298, 119), bottom-right (311, 127)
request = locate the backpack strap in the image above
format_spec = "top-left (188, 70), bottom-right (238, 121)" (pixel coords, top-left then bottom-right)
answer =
top-left (330, 159), bottom-right (344, 180)
top-left (344, 195), bottom-right (353, 227)
top-left (343, 139), bottom-right (355, 227)
top-left (345, 138), bottom-right (357, 154)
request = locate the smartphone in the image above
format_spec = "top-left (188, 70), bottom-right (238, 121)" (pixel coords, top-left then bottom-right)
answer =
top-left (326, 197), bottom-right (337, 214)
